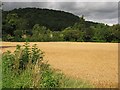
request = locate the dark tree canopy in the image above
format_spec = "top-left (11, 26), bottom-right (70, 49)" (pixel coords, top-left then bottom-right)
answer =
top-left (2, 8), bottom-right (80, 31)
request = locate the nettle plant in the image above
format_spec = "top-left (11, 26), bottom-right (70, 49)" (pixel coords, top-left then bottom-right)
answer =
top-left (2, 42), bottom-right (63, 88)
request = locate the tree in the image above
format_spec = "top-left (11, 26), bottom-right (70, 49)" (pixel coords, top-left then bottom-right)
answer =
top-left (80, 15), bottom-right (85, 23)
top-left (2, 13), bottom-right (19, 35)
top-left (6, 13), bottom-right (19, 26)
top-left (110, 24), bottom-right (120, 42)
top-left (31, 24), bottom-right (48, 41)
top-left (51, 31), bottom-right (64, 41)
top-left (62, 27), bottom-right (81, 41)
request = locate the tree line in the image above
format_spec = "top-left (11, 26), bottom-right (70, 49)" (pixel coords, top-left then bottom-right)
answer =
top-left (2, 8), bottom-right (120, 42)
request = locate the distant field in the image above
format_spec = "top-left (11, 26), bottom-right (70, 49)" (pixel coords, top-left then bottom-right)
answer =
top-left (1, 42), bottom-right (118, 88)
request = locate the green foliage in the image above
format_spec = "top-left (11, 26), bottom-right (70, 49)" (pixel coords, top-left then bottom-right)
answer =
top-left (30, 24), bottom-right (64, 42)
top-left (6, 13), bottom-right (18, 26)
top-left (31, 24), bottom-right (50, 41)
top-left (6, 34), bottom-right (14, 41)
top-left (2, 8), bottom-right (79, 31)
top-left (61, 77), bottom-right (94, 88)
top-left (51, 31), bottom-right (64, 41)
top-left (62, 27), bottom-right (81, 41)
top-left (2, 42), bottom-right (57, 88)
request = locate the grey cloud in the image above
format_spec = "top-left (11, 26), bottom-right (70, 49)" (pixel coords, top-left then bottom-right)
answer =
top-left (2, 2), bottom-right (48, 10)
top-left (56, 2), bottom-right (118, 24)
top-left (57, 2), bottom-right (118, 18)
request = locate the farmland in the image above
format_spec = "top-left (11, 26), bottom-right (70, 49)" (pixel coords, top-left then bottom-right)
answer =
top-left (1, 42), bottom-right (118, 88)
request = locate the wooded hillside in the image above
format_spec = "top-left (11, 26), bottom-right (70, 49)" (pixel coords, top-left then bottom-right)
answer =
top-left (2, 8), bottom-right (120, 42)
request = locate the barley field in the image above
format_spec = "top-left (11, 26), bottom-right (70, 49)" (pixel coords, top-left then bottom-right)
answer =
top-left (1, 42), bottom-right (118, 88)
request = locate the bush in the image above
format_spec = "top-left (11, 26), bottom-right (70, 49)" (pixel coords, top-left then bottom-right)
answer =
top-left (2, 42), bottom-right (63, 88)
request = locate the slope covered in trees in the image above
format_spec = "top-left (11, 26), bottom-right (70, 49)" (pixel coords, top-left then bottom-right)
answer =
top-left (2, 8), bottom-right (80, 31)
top-left (2, 8), bottom-right (120, 42)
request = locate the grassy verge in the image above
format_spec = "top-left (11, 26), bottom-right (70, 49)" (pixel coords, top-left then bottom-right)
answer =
top-left (2, 42), bottom-right (93, 88)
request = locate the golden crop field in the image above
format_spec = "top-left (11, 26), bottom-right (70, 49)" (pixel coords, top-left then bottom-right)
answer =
top-left (1, 42), bottom-right (118, 88)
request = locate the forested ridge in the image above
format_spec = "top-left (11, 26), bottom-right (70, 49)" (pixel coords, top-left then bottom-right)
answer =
top-left (2, 8), bottom-right (120, 42)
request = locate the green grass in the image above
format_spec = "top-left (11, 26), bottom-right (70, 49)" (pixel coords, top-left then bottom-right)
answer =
top-left (61, 76), bottom-right (94, 88)
top-left (2, 42), bottom-right (94, 88)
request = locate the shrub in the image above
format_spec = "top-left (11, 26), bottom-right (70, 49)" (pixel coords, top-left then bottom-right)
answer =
top-left (2, 42), bottom-right (63, 88)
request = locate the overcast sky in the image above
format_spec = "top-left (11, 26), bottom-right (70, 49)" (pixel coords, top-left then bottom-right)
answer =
top-left (2, 1), bottom-right (120, 25)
